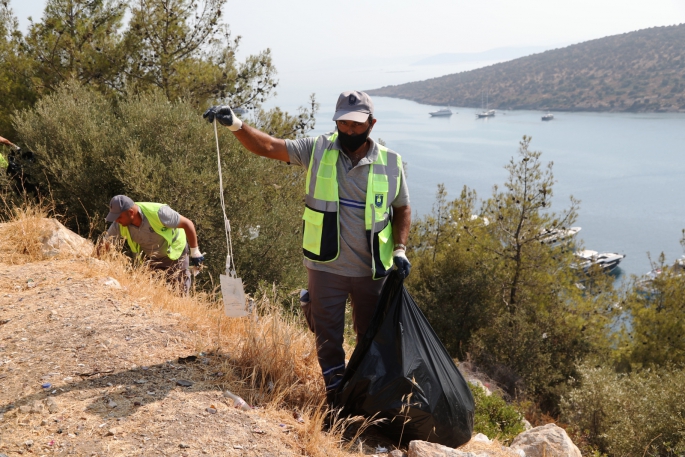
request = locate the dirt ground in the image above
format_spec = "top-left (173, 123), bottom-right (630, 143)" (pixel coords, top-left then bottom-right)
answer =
top-left (0, 259), bottom-right (315, 456)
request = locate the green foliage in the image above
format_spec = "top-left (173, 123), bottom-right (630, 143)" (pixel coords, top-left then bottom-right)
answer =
top-left (0, 3), bottom-right (36, 137)
top-left (24, 0), bottom-right (128, 94)
top-left (561, 363), bottom-right (685, 457)
top-left (616, 249), bottom-right (685, 368)
top-left (407, 185), bottom-right (499, 359)
top-left (12, 81), bottom-right (313, 292)
top-left (408, 138), bottom-right (616, 411)
top-left (0, 0), bottom-right (292, 140)
top-left (470, 382), bottom-right (525, 444)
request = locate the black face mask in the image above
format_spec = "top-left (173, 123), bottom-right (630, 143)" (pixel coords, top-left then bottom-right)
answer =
top-left (338, 123), bottom-right (372, 153)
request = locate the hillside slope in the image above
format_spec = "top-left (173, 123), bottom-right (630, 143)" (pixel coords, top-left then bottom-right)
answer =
top-left (368, 24), bottom-right (685, 112)
top-left (0, 259), bottom-right (310, 456)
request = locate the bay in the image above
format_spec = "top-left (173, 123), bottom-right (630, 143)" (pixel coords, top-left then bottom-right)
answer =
top-left (305, 96), bottom-right (685, 280)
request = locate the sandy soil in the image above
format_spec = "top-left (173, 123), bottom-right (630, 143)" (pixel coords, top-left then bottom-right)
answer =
top-left (0, 259), bottom-right (304, 456)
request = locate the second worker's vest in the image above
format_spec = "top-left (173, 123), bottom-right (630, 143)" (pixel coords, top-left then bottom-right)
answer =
top-left (302, 132), bottom-right (401, 279)
top-left (119, 202), bottom-right (187, 260)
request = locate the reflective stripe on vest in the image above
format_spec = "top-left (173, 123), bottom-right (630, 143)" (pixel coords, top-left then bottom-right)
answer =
top-left (302, 132), bottom-right (401, 279)
top-left (119, 202), bottom-right (187, 261)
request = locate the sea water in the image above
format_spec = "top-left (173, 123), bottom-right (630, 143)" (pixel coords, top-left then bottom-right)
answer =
top-left (304, 97), bottom-right (685, 280)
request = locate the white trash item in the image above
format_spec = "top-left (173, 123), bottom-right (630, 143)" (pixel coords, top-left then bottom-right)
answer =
top-left (220, 274), bottom-right (248, 317)
top-left (224, 390), bottom-right (252, 411)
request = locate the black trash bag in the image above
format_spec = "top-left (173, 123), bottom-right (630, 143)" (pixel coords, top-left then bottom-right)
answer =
top-left (333, 270), bottom-right (474, 448)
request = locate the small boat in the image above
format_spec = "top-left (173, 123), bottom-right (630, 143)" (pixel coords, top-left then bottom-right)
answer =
top-left (477, 91), bottom-right (495, 118)
top-left (574, 249), bottom-right (625, 274)
top-left (542, 113), bottom-right (554, 121)
top-left (539, 226), bottom-right (581, 246)
top-left (429, 108), bottom-right (453, 117)
top-left (636, 256), bottom-right (685, 295)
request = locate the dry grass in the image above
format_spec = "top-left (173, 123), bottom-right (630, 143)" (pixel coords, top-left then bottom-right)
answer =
top-left (0, 205), bottom-right (379, 456)
top-left (0, 201), bottom-right (52, 263)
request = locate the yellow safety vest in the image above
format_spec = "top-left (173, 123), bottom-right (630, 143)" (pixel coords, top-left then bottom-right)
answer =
top-left (119, 202), bottom-right (187, 260)
top-left (302, 132), bottom-right (402, 279)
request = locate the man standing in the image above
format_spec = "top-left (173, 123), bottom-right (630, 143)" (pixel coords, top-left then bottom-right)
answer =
top-left (102, 195), bottom-right (205, 294)
top-left (204, 91), bottom-right (411, 402)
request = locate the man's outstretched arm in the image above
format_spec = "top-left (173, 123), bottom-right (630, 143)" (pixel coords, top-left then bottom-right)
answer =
top-left (204, 106), bottom-right (289, 162)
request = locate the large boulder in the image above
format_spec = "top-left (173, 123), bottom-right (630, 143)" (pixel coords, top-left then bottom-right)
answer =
top-left (408, 440), bottom-right (520, 457)
top-left (37, 218), bottom-right (93, 258)
top-left (510, 423), bottom-right (581, 457)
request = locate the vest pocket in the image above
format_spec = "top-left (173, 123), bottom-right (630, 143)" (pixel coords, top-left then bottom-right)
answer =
top-left (368, 220), bottom-right (394, 278)
top-left (302, 207), bottom-right (324, 255)
top-left (302, 206), bottom-right (339, 261)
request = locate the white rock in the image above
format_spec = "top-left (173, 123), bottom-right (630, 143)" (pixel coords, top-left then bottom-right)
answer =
top-left (510, 423), bottom-right (581, 457)
top-left (468, 378), bottom-right (492, 396)
top-left (472, 433), bottom-right (492, 444)
top-left (36, 219), bottom-right (93, 258)
top-left (102, 277), bottom-right (121, 288)
top-left (408, 441), bottom-right (479, 457)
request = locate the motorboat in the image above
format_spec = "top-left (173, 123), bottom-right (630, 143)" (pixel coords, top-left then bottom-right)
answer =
top-left (539, 226), bottom-right (581, 246)
top-left (636, 256), bottom-right (685, 294)
top-left (477, 109), bottom-right (495, 118)
top-left (429, 108), bottom-right (453, 117)
top-left (542, 113), bottom-right (554, 121)
top-left (574, 249), bottom-right (625, 274)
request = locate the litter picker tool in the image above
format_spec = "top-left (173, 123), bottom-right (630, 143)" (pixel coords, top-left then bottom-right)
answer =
top-left (213, 119), bottom-right (249, 317)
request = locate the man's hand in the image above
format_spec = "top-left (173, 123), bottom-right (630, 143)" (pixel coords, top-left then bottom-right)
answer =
top-left (189, 246), bottom-right (205, 267)
top-left (203, 105), bottom-right (243, 132)
top-left (393, 249), bottom-right (411, 279)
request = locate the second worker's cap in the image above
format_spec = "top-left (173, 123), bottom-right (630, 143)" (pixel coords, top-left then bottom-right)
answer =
top-left (105, 195), bottom-right (134, 222)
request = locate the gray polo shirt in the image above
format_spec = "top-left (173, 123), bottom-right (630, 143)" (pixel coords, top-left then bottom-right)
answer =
top-left (286, 133), bottom-right (410, 277)
top-left (106, 205), bottom-right (182, 262)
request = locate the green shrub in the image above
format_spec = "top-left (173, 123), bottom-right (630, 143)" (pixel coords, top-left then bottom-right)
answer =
top-left (561, 363), bottom-right (685, 457)
top-left (408, 142), bottom-right (616, 413)
top-left (470, 382), bottom-right (526, 444)
top-left (12, 81), bottom-right (310, 293)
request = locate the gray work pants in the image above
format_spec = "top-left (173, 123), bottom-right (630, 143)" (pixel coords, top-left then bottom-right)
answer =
top-left (305, 268), bottom-right (386, 397)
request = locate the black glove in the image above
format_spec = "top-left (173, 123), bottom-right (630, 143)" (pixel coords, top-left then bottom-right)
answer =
top-left (393, 250), bottom-right (411, 279)
top-left (203, 105), bottom-right (242, 130)
top-left (189, 254), bottom-right (204, 267)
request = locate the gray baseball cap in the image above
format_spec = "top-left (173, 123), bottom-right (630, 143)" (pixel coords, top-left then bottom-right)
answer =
top-left (332, 91), bottom-right (374, 122)
top-left (105, 195), bottom-right (134, 222)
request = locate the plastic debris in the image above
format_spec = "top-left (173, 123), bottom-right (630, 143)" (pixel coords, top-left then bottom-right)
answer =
top-left (41, 383), bottom-right (51, 389)
top-left (176, 380), bottom-right (193, 387)
top-left (224, 390), bottom-right (252, 411)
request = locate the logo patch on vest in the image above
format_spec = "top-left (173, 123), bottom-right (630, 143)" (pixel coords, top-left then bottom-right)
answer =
top-left (374, 194), bottom-right (384, 208)
top-left (348, 94), bottom-right (357, 105)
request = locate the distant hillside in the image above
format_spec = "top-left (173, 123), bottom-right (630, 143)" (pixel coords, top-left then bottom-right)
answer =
top-left (368, 25), bottom-right (685, 112)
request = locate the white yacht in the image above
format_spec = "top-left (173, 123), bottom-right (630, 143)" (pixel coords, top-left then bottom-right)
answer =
top-left (539, 227), bottom-right (581, 246)
top-left (477, 109), bottom-right (496, 118)
top-left (574, 250), bottom-right (625, 274)
top-left (429, 108), bottom-right (453, 117)
top-left (542, 113), bottom-right (554, 121)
